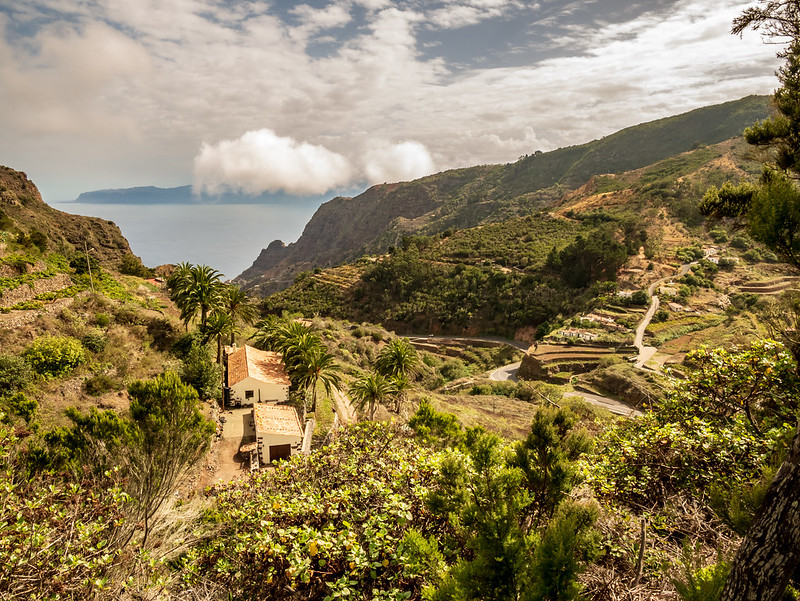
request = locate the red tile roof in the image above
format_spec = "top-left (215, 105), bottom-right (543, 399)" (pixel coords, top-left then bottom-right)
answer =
top-left (227, 345), bottom-right (290, 387)
top-left (253, 404), bottom-right (303, 437)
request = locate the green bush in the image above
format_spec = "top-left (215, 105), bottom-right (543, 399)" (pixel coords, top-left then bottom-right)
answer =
top-left (118, 253), bottom-right (152, 277)
top-left (83, 374), bottom-right (120, 396)
top-left (0, 353), bottom-right (33, 394)
top-left (80, 331), bottom-right (107, 353)
top-left (709, 227), bottom-right (729, 243)
top-left (94, 313), bottom-right (111, 328)
top-left (672, 545), bottom-right (729, 601)
top-left (180, 344), bottom-right (222, 401)
top-left (69, 252), bottom-right (100, 276)
top-left (2, 392), bottom-right (37, 423)
top-left (743, 248), bottom-right (763, 263)
top-left (23, 336), bottom-right (86, 379)
top-left (730, 235), bottom-right (751, 250)
top-left (438, 358), bottom-right (471, 382)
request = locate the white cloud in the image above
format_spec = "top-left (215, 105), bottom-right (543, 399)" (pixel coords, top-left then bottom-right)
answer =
top-left (0, 0), bottom-right (784, 200)
top-left (0, 18), bottom-right (151, 135)
top-left (290, 3), bottom-right (352, 32)
top-left (363, 141), bottom-right (436, 184)
top-left (427, 0), bottom-right (520, 29)
top-left (193, 129), bottom-right (353, 196)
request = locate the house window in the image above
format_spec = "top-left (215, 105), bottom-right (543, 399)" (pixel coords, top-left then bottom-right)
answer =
top-left (245, 390), bottom-right (254, 399)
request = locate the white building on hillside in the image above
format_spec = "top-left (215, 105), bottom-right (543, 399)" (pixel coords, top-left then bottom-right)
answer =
top-left (253, 404), bottom-right (304, 464)
top-left (225, 345), bottom-right (290, 407)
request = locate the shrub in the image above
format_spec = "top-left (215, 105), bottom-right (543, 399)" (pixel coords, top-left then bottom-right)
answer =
top-left (118, 253), bottom-right (152, 277)
top-left (438, 358), bottom-right (471, 382)
top-left (672, 545), bottom-right (729, 601)
top-left (83, 374), bottom-right (119, 396)
top-left (470, 384), bottom-right (493, 395)
top-left (23, 336), bottom-right (86, 379)
top-left (743, 248), bottom-right (763, 263)
top-left (180, 345), bottom-right (222, 401)
top-left (80, 331), bottom-right (107, 353)
top-left (730, 235), bottom-right (751, 250)
top-left (0, 353), bottom-right (33, 395)
top-left (2, 392), bottom-right (37, 422)
top-left (69, 252), bottom-right (100, 276)
top-left (709, 227), bottom-right (729, 243)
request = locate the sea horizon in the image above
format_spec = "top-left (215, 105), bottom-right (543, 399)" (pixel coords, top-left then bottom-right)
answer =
top-left (51, 201), bottom-right (318, 280)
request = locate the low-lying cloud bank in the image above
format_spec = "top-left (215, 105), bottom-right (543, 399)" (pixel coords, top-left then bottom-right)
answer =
top-left (193, 130), bottom-right (436, 196)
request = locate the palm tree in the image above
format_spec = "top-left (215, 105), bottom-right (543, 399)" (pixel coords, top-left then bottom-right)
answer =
top-left (282, 331), bottom-right (324, 375)
top-left (188, 265), bottom-right (224, 329)
top-left (375, 338), bottom-right (420, 378)
top-left (222, 285), bottom-right (259, 345)
top-left (388, 373), bottom-right (411, 413)
top-left (374, 339), bottom-right (419, 412)
top-left (167, 262), bottom-right (194, 330)
top-left (202, 312), bottom-right (235, 363)
top-left (348, 371), bottom-right (396, 421)
top-left (251, 317), bottom-right (311, 353)
top-left (250, 315), bottom-right (284, 351)
top-left (292, 345), bottom-right (342, 413)
top-left (168, 264), bottom-right (224, 329)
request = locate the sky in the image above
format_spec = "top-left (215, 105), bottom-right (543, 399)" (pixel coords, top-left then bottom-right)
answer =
top-left (0, 0), bottom-right (785, 202)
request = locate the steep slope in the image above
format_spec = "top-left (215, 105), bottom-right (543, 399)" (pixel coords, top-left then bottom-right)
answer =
top-left (237, 95), bottom-right (771, 294)
top-left (0, 166), bottom-right (132, 263)
top-left (261, 136), bottom-right (765, 339)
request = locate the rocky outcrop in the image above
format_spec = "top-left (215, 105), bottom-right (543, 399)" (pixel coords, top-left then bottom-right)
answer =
top-left (0, 166), bottom-right (132, 265)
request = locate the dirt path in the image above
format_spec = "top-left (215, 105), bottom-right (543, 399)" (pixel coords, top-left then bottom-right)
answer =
top-left (634, 262), bottom-right (694, 368)
top-left (331, 387), bottom-right (357, 424)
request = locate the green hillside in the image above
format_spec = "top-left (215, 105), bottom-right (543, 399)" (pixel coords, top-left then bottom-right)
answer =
top-left (238, 95), bottom-right (772, 294)
top-left (261, 137), bottom-right (764, 339)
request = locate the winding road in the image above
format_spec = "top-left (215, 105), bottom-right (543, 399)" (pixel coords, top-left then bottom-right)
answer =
top-left (634, 262), bottom-right (694, 368)
top-left (478, 261), bottom-right (696, 416)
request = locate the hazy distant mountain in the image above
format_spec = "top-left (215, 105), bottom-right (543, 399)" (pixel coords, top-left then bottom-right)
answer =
top-left (236, 95), bottom-right (773, 294)
top-left (74, 185), bottom-right (346, 205)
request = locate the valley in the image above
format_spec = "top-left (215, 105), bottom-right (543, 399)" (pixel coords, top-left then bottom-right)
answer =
top-left (0, 93), bottom-right (799, 601)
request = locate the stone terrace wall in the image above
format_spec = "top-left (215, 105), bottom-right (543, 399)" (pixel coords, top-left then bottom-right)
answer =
top-left (0, 273), bottom-right (73, 308)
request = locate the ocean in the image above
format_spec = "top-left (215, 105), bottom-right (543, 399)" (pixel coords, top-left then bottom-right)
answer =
top-left (52, 201), bottom-right (319, 280)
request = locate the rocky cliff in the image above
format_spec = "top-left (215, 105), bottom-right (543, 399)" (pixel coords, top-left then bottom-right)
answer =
top-left (0, 166), bottom-right (132, 264)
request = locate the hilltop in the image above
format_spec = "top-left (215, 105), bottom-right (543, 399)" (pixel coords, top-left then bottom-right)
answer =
top-left (1, 166), bottom-right (132, 264)
top-left (236, 95), bottom-right (771, 294)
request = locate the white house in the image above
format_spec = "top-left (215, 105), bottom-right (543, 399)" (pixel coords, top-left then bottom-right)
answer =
top-left (253, 404), bottom-right (304, 464)
top-left (226, 345), bottom-right (290, 407)
top-left (559, 328), bottom-right (599, 341)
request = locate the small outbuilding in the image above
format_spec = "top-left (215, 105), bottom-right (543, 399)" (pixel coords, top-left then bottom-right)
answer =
top-left (253, 404), bottom-right (304, 464)
top-left (226, 345), bottom-right (291, 407)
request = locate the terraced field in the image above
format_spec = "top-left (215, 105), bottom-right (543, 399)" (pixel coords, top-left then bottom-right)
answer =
top-left (737, 276), bottom-right (800, 295)
top-left (518, 343), bottom-right (636, 381)
top-left (309, 264), bottom-right (364, 290)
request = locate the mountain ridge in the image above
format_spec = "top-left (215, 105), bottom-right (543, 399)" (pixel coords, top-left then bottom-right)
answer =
top-left (74, 185), bottom-right (356, 206)
top-left (236, 95), bottom-right (772, 294)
